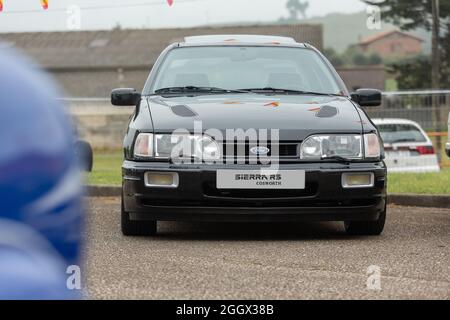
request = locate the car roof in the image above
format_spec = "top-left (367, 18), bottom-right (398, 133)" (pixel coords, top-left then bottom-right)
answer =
top-left (181, 35), bottom-right (308, 48)
top-left (372, 118), bottom-right (423, 127)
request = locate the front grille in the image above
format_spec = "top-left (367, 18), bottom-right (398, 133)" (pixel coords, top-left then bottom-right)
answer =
top-left (202, 181), bottom-right (318, 198)
top-left (221, 140), bottom-right (300, 164)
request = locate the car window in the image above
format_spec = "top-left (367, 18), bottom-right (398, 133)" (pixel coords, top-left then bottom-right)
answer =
top-left (377, 124), bottom-right (428, 144)
top-left (150, 46), bottom-right (343, 95)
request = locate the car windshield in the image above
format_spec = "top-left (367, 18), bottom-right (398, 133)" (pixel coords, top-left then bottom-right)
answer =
top-left (377, 123), bottom-right (428, 144)
top-left (150, 46), bottom-right (343, 95)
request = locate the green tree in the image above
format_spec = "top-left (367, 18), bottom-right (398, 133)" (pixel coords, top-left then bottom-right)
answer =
top-left (353, 53), bottom-right (369, 65)
top-left (324, 47), bottom-right (384, 67)
top-left (286, 0), bottom-right (309, 20)
top-left (363, 0), bottom-right (450, 89)
top-left (388, 55), bottom-right (449, 90)
top-left (368, 53), bottom-right (383, 65)
top-left (388, 56), bottom-right (432, 90)
top-left (363, 0), bottom-right (450, 31)
top-left (323, 48), bottom-right (345, 67)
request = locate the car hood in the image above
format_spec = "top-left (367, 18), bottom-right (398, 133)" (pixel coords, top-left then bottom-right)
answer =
top-left (146, 94), bottom-right (363, 140)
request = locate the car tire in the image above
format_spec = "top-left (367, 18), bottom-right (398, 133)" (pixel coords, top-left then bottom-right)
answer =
top-left (344, 208), bottom-right (386, 236)
top-left (121, 196), bottom-right (157, 236)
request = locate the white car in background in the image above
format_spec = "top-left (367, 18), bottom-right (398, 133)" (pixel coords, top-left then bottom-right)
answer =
top-left (373, 119), bottom-right (440, 173)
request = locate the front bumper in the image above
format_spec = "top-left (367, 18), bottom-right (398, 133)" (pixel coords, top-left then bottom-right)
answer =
top-left (122, 161), bottom-right (387, 222)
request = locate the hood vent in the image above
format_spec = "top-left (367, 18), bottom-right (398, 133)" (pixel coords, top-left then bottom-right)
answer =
top-left (316, 105), bottom-right (338, 118)
top-left (170, 105), bottom-right (198, 117)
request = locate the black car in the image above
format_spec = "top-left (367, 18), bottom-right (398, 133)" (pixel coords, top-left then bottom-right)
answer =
top-left (112, 35), bottom-right (387, 236)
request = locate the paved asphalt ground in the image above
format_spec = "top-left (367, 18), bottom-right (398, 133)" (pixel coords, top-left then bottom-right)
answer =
top-left (85, 197), bottom-right (450, 299)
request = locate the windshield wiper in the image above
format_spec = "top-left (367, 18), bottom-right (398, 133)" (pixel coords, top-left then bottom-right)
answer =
top-left (238, 87), bottom-right (342, 96)
top-left (154, 86), bottom-right (251, 95)
top-left (320, 155), bottom-right (352, 164)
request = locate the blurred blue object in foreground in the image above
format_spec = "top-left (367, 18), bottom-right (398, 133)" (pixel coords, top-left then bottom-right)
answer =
top-left (0, 220), bottom-right (78, 299)
top-left (0, 48), bottom-right (84, 299)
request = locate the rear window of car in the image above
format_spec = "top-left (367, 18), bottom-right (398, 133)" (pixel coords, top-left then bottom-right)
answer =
top-left (377, 124), bottom-right (428, 144)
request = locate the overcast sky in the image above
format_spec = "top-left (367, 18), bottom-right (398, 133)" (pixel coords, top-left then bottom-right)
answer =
top-left (0, 0), bottom-right (367, 32)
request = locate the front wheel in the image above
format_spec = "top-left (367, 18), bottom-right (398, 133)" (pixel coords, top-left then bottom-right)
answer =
top-left (121, 196), bottom-right (157, 236)
top-left (344, 208), bottom-right (386, 236)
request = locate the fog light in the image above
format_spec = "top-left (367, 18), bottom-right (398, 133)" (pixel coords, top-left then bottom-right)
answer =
top-left (144, 172), bottom-right (179, 188)
top-left (342, 172), bottom-right (374, 188)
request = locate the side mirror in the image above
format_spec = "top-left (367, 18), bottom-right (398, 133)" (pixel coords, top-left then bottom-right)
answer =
top-left (351, 88), bottom-right (382, 107)
top-left (111, 88), bottom-right (141, 106)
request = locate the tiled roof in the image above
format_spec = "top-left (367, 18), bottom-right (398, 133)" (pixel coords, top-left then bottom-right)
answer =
top-left (0, 24), bottom-right (322, 69)
top-left (359, 30), bottom-right (423, 45)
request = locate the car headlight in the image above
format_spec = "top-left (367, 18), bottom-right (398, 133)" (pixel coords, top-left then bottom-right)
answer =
top-left (300, 134), bottom-right (380, 160)
top-left (134, 133), bottom-right (220, 161)
top-left (194, 136), bottom-right (221, 161)
top-left (364, 133), bottom-right (381, 159)
top-left (134, 133), bottom-right (154, 158)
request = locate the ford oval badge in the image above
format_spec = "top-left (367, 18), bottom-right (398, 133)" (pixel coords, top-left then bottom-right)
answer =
top-left (250, 146), bottom-right (270, 156)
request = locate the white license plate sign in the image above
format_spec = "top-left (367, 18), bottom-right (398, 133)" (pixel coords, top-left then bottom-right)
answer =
top-left (216, 170), bottom-right (305, 189)
top-left (386, 151), bottom-right (411, 158)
